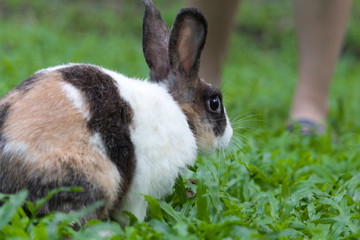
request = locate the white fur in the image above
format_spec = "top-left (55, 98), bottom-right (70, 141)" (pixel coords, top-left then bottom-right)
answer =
top-left (102, 68), bottom-right (197, 222)
top-left (3, 140), bottom-right (32, 162)
top-left (215, 115), bottom-right (233, 151)
top-left (35, 63), bottom-right (80, 74)
top-left (60, 82), bottom-right (90, 120)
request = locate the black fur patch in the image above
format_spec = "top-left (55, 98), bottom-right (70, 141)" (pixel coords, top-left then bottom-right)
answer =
top-left (0, 104), bottom-right (10, 134)
top-left (59, 65), bottom-right (135, 203)
top-left (0, 104), bottom-right (15, 195)
top-left (27, 164), bottom-right (105, 220)
top-left (0, 104), bottom-right (10, 147)
top-left (0, 156), bottom-right (105, 222)
top-left (0, 156), bottom-right (25, 194)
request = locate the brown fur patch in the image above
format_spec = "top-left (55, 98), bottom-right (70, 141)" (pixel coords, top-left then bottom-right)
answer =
top-left (174, 78), bottom-right (227, 152)
top-left (2, 71), bottom-right (120, 215)
top-left (180, 103), bottom-right (215, 150)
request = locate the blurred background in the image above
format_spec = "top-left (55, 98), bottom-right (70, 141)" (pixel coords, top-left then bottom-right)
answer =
top-left (1, 0), bottom-right (360, 134)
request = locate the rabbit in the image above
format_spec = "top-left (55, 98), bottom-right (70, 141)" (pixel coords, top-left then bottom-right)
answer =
top-left (0, 0), bottom-right (233, 226)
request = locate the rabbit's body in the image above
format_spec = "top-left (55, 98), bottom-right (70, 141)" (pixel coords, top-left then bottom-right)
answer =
top-left (0, 0), bottom-right (233, 225)
top-left (0, 63), bottom-right (197, 223)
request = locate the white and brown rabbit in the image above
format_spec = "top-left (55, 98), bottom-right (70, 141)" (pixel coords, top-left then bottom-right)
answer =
top-left (0, 0), bottom-right (232, 225)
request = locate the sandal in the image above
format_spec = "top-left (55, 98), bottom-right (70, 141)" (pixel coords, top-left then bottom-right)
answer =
top-left (287, 119), bottom-right (327, 136)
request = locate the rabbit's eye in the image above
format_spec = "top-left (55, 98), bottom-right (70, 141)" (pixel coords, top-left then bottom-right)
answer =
top-left (208, 96), bottom-right (221, 113)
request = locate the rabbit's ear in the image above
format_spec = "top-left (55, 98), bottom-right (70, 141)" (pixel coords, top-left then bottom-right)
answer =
top-left (169, 8), bottom-right (207, 79)
top-left (142, 0), bottom-right (171, 82)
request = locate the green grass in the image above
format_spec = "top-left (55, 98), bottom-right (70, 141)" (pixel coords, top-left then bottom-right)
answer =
top-left (2, 0), bottom-right (360, 239)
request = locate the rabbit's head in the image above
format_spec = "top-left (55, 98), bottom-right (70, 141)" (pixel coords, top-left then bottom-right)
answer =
top-left (143, 0), bottom-right (232, 154)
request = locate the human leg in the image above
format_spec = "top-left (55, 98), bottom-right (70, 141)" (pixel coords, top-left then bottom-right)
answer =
top-left (290, 0), bottom-right (352, 123)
